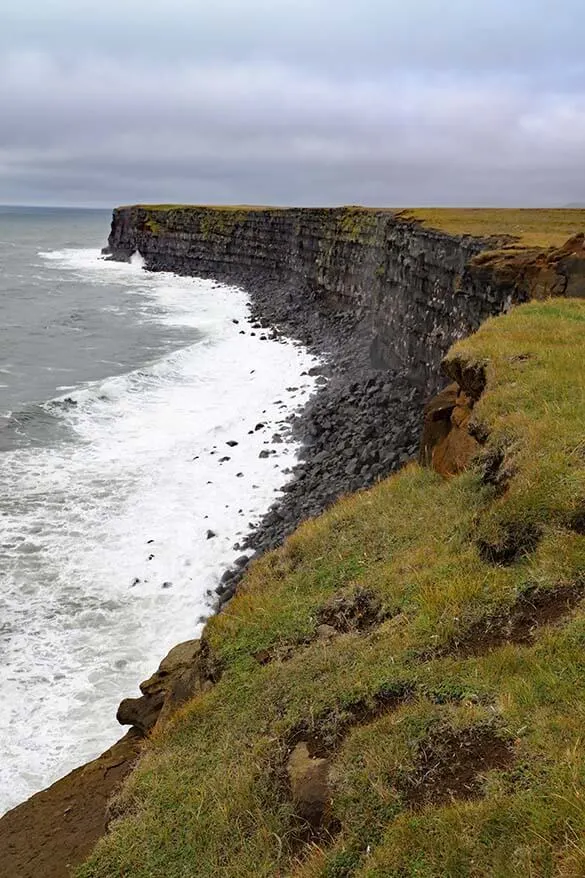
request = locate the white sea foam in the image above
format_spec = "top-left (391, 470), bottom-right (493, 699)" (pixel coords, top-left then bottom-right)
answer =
top-left (0, 250), bottom-right (318, 813)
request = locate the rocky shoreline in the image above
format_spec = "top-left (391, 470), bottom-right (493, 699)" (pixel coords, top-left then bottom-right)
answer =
top-left (204, 273), bottom-right (426, 606)
top-left (0, 269), bottom-right (428, 878)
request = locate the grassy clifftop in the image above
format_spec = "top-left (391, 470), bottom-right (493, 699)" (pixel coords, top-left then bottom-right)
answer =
top-left (131, 204), bottom-right (585, 249)
top-left (78, 297), bottom-right (585, 878)
top-left (405, 208), bottom-right (585, 248)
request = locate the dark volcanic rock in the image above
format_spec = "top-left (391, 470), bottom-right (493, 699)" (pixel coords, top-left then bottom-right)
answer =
top-left (104, 205), bottom-right (512, 604)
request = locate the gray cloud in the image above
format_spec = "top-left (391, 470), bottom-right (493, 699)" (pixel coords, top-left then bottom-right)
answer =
top-left (1, 0), bottom-right (585, 206)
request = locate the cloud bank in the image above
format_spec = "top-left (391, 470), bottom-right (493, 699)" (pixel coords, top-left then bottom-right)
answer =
top-left (2, 0), bottom-right (585, 206)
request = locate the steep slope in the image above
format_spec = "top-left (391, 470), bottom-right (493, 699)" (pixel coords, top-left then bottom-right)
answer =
top-left (78, 298), bottom-right (585, 878)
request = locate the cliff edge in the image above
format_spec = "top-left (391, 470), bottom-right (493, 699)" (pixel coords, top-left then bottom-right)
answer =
top-left (104, 205), bottom-right (585, 390)
top-left (1, 208), bottom-right (585, 877)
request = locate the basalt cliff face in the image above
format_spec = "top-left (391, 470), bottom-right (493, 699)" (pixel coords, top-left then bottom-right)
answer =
top-left (104, 206), bottom-right (585, 390)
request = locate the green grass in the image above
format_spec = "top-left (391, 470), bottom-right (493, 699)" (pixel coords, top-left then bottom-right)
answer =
top-left (402, 208), bottom-right (585, 249)
top-left (79, 299), bottom-right (585, 878)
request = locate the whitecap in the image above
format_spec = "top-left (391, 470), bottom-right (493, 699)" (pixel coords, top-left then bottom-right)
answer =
top-left (0, 247), bottom-right (319, 813)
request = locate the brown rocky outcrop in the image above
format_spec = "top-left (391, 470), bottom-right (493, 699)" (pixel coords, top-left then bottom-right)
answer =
top-left (469, 232), bottom-right (585, 301)
top-left (117, 638), bottom-right (218, 735)
top-left (0, 731), bottom-right (141, 878)
top-left (419, 382), bottom-right (481, 476)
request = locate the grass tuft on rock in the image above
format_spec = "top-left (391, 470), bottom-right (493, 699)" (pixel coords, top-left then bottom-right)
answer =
top-left (78, 298), bottom-right (585, 878)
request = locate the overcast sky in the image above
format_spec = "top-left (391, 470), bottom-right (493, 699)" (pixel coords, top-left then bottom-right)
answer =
top-left (1, 0), bottom-right (585, 207)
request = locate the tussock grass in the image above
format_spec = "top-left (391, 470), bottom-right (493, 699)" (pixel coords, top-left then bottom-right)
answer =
top-left (79, 299), bottom-right (585, 878)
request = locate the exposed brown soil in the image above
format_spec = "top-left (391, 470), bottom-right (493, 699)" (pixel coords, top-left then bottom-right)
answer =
top-left (254, 588), bottom-right (387, 666)
top-left (287, 687), bottom-right (413, 758)
top-left (442, 583), bottom-right (585, 659)
top-left (317, 587), bottom-right (384, 633)
top-left (570, 508), bottom-right (585, 535)
top-left (477, 520), bottom-right (542, 565)
top-left (400, 725), bottom-right (515, 808)
top-left (0, 731), bottom-right (141, 878)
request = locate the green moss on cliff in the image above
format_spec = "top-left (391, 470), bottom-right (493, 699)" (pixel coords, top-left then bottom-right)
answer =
top-left (78, 298), bottom-right (585, 878)
top-left (336, 207), bottom-right (381, 244)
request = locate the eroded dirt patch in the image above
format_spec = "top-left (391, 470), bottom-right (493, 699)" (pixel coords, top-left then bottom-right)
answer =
top-left (400, 725), bottom-right (515, 808)
top-left (442, 582), bottom-right (585, 659)
top-left (477, 520), bottom-right (542, 565)
top-left (254, 587), bottom-right (388, 666)
top-left (569, 508), bottom-right (585, 535)
top-left (317, 587), bottom-right (385, 633)
top-left (287, 686), bottom-right (413, 759)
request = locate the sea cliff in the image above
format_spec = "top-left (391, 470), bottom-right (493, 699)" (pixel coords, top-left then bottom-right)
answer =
top-left (104, 205), bottom-right (585, 390)
top-left (2, 207), bottom-right (585, 878)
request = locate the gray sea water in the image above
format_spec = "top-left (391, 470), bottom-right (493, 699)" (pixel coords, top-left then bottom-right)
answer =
top-left (0, 206), bottom-right (201, 448)
top-left (0, 206), bottom-right (318, 814)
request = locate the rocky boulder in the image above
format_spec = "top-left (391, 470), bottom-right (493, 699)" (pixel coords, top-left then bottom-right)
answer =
top-left (116, 639), bottom-right (216, 735)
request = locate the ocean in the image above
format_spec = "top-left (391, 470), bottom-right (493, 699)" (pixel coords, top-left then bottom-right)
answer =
top-left (0, 206), bottom-right (317, 814)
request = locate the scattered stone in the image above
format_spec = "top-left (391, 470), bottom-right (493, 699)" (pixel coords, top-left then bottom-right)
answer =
top-left (259, 450), bottom-right (270, 459)
top-left (206, 530), bottom-right (216, 540)
top-left (162, 582), bottom-right (172, 590)
top-left (219, 456), bottom-right (230, 463)
top-left (148, 554), bottom-right (154, 561)
top-left (226, 440), bottom-right (238, 447)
